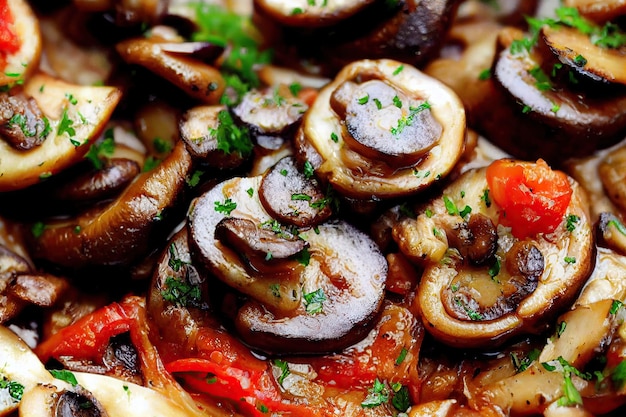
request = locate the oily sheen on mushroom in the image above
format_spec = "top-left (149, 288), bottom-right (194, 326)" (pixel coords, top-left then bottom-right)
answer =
top-left (188, 173), bottom-right (387, 354)
top-left (393, 161), bottom-right (594, 348)
top-left (295, 59), bottom-right (466, 200)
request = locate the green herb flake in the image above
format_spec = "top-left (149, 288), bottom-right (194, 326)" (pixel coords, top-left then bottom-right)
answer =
top-left (296, 247), bottom-right (311, 267)
top-left (303, 288), bottom-right (325, 314)
top-left (573, 54), bottom-right (587, 66)
top-left (392, 65), bottom-right (404, 75)
top-left (303, 160), bottom-right (314, 179)
top-left (186, 170), bottom-right (204, 187)
top-left (0, 377), bottom-right (24, 402)
top-left (49, 369), bottom-right (78, 386)
top-left (57, 108), bottom-right (77, 139)
top-left (373, 98), bottom-right (382, 110)
top-left (361, 379), bottom-right (389, 408)
top-left (357, 94), bottom-right (369, 105)
top-left (611, 360), bottom-right (626, 389)
top-left (291, 193), bottom-right (312, 201)
top-left (214, 198), bottom-right (237, 215)
top-left (564, 256), bottom-right (576, 264)
top-left (210, 110), bottom-right (253, 157)
top-left (566, 214), bottom-right (580, 232)
top-left (511, 348), bottom-right (540, 373)
top-left (610, 300), bottom-right (623, 315)
top-left (161, 276), bottom-right (202, 308)
top-left (288, 82), bottom-right (302, 97)
top-left (478, 68), bottom-right (491, 80)
top-left (557, 320), bottom-right (567, 337)
top-left (392, 95), bottom-right (402, 108)
top-left (246, 187), bottom-right (254, 197)
top-left (330, 132), bottom-right (339, 143)
top-left (390, 102), bottom-right (431, 136)
top-left (391, 384), bottom-right (410, 412)
top-left (31, 221), bottom-right (45, 238)
top-left (273, 359), bottom-right (290, 385)
top-left (395, 348), bottom-right (408, 366)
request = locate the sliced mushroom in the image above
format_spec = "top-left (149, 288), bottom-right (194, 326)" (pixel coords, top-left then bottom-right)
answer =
top-left (28, 140), bottom-right (192, 268)
top-left (259, 156), bottom-right (332, 227)
top-left (73, 0), bottom-right (168, 26)
top-left (0, 0), bottom-right (41, 87)
top-left (188, 174), bottom-right (387, 354)
top-left (232, 85), bottom-right (308, 144)
top-left (540, 25), bottom-right (626, 86)
top-left (597, 212), bottom-right (626, 255)
top-left (394, 165), bottom-right (594, 348)
top-left (178, 105), bottom-right (250, 169)
top-left (478, 27), bottom-right (626, 162)
top-left (296, 59), bottom-right (466, 199)
top-left (115, 37), bottom-right (225, 104)
top-left (0, 91), bottom-right (49, 150)
top-left (0, 73), bottom-right (122, 191)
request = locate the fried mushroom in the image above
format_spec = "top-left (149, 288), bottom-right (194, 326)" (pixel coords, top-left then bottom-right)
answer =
top-left (296, 59), bottom-right (466, 200)
top-left (394, 162), bottom-right (594, 348)
top-left (188, 173), bottom-right (387, 354)
top-left (0, 0), bottom-right (41, 87)
top-left (0, 73), bottom-right (122, 191)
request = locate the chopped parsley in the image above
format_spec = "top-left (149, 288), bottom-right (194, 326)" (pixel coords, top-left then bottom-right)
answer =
top-left (296, 247), bottom-right (311, 267)
top-left (566, 214), bottom-right (580, 232)
top-left (392, 65), bottom-right (404, 75)
top-left (31, 221), bottom-right (45, 238)
top-left (0, 377), bottom-right (24, 402)
top-left (511, 348), bottom-right (540, 373)
top-left (390, 102), bottom-right (431, 136)
top-left (57, 108), bottom-right (77, 143)
top-left (330, 132), bottom-right (339, 143)
top-left (564, 256), bottom-right (576, 264)
top-left (610, 300), bottom-right (623, 315)
top-left (84, 129), bottom-right (115, 169)
top-left (361, 379), bottom-right (389, 408)
top-left (49, 369), bottom-right (78, 386)
top-left (395, 348), bottom-right (408, 366)
top-left (161, 276), bottom-right (202, 308)
top-left (391, 383), bottom-right (410, 412)
top-left (273, 359), bottom-right (290, 385)
top-left (214, 198), bottom-right (237, 215)
top-left (209, 110), bottom-right (253, 157)
top-left (357, 94), bottom-right (369, 105)
top-left (303, 160), bottom-right (314, 179)
top-left (303, 288), bottom-right (325, 314)
top-left (478, 68), bottom-right (491, 80)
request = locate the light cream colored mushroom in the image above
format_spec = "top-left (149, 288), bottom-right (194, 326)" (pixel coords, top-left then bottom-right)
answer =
top-left (0, 0), bottom-right (41, 87)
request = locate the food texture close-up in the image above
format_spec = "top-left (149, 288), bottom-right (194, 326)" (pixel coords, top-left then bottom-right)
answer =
top-left (3, 0), bottom-right (626, 416)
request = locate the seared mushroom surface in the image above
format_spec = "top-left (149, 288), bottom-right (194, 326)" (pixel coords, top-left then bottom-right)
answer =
top-left (296, 59), bottom-right (466, 199)
top-left (179, 105), bottom-right (252, 169)
top-left (188, 172), bottom-right (387, 354)
top-left (0, 92), bottom-right (49, 150)
top-left (0, 73), bottom-right (122, 192)
top-left (393, 160), bottom-right (594, 348)
top-left (28, 140), bottom-right (192, 269)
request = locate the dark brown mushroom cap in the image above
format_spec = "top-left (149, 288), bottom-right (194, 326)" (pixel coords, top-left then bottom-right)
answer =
top-left (0, 92), bottom-right (48, 150)
top-left (188, 175), bottom-right (387, 354)
top-left (0, 73), bottom-right (122, 191)
top-left (115, 37), bottom-right (225, 104)
top-left (259, 156), bottom-right (332, 227)
top-left (297, 59), bottom-right (466, 199)
top-left (28, 140), bottom-right (193, 268)
top-left (179, 105), bottom-right (248, 169)
top-left (394, 166), bottom-right (594, 348)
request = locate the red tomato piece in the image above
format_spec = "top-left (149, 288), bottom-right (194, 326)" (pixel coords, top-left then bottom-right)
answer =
top-left (0, 0), bottom-right (20, 64)
top-left (486, 159), bottom-right (572, 239)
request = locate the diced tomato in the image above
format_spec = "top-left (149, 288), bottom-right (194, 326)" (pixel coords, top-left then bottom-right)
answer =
top-left (486, 159), bottom-right (572, 239)
top-left (0, 0), bottom-right (20, 68)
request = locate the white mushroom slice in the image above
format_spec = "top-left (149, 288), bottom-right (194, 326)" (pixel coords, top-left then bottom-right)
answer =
top-left (297, 59), bottom-right (465, 199)
top-left (254, 0), bottom-right (377, 28)
top-left (395, 165), bottom-right (594, 348)
top-left (188, 174), bottom-right (387, 354)
top-left (0, 0), bottom-right (41, 87)
top-left (0, 73), bottom-right (122, 191)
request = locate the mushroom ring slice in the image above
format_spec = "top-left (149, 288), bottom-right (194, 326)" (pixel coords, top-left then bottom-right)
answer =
top-left (0, 73), bottom-right (122, 191)
top-left (188, 175), bottom-right (387, 354)
top-left (296, 59), bottom-right (466, 199)
top-left (395, 165), bottom-right (594, 348)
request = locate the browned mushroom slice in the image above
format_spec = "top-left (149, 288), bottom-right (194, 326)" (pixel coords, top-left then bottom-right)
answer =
top-left (478, 29), bottom-right (626, 162)
top-left (179, 105), bottom-right (250, 169)
top-left (188, 175), bottom-right (304, 315)
top-left (0, 0), bottom-right (41, 87)
top-left (235, 220), bottom-right (387, 354)
top-left (52, 158), bottom-right (141, 202)
top-left (232, 85), bottom-right (308, 143)
top-left (116, 37), bottom-right (225, 104)
top-left (188, 175), bottom-right (387, 353)
top-left (73, 0), bottom-right (168, 26)
top-left (541, 25), bottom-right (626, 85)
top-left (330, 79), bottom-right (441, 166)
top-left (394, 166), bottom-right (594, 348)
top-left (596, 212), bottom-right (626, 255)
top-left (28, 140), bottom-right (192, 268)
top-left (0, 92), bottom-right (49, 150)
top-left (259, 156), bottom-right (331, 227)
top-left (254, 0), bottom-right (377, 27)
top-left (563, 0), bottom-right (626, 23)
top-left (0, 73), bottom-right (122, 191)
top-left (297, 59), bottom-right (466, 199)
